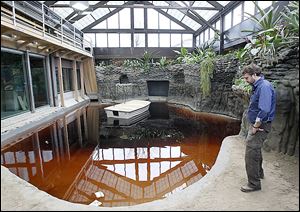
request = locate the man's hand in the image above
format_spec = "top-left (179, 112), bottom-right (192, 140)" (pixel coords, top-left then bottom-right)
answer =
top-left (252, 126), bottom-right (264, 134)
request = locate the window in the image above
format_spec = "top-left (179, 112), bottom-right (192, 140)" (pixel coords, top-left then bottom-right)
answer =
top-left (148, 34), bottom-right (158, 47)
top-left (159, 14), bottom-right (170, 29)
top-left (134, 34), bottom-right (145, 47)
top-left (171, 34), bottom-right (181, 47)
top-left (120, 33), bottom-right (131, 47)
top-left (224, 11), bottom-right (232, 31)
top-left (134, 8), bottom-right (144, 28)
top-left (257, 1), bottom-right (273, 10)
top-left (107, 13), bottom-right (119, 29)
top-left (196, 35), bottom-right (200, 47)
top-left (119, 8), bottom-right (130, 29)
top-left (204, 29), bottom-right (209, 41)
top-left (182, 34), bottom-right (193, 47)
top-left (62, 68), bottom-right (73, 92)
top-left (96, 33), bottom-right (107, 47)
top-left (199, 32), bottom-right (204, 44)
top-left (84, 33), bottom-right (95, 47)
top-left (159, 34), bottom-right (170, 47)
top-left (232, 4), bottom-right (242, 26)
top-left (148, 9), bottom-right (158, 29)
top-left (1, 50), bottom-right (30, 119)
top-left (107, 33), bottom-right (119, 47)
top-left (244, 1), bottom-right (255, 20)
top-left (30, 56), bottom-right (49, 108)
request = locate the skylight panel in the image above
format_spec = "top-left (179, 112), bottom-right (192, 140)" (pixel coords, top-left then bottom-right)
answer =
top-left (107, 1), bottom-right (125, 5)
top-left (54, 1), bottom-right (70, 4)
top-left (91, 20), bottom-right (106, 29)
top-left (194, 10), bottom-right (218, 21)
top-left (216, 1), bottom-right (230, 7)
top-left (171, 21), bottom-right (184, 30)
top-left (73, 15), bottom-right (95, 30)
top-left (91, 8), bottom-right (110, 20)
top-left (152, 1), bottom-right (169, 6)
top-left (167, 9), bottom-right (184, 21)
top-left (193, 1), bottom-right (213, 7)
top-left (88, 1), bottom-right (100, 5)
top-left (181, 16), bottom-right (201, 31)
top-left (51, 7), bottom-right (74, 19)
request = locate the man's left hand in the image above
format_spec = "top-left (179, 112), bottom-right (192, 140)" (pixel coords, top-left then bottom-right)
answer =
top-left (252, 126), bottom-right (264, 134)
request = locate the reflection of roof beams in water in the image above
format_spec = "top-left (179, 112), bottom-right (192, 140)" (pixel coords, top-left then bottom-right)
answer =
top-left (64, 153), bottom-right (206, 206)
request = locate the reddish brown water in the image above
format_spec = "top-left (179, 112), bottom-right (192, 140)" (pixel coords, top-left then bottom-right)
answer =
top-left (1, 102), bottom-right (240, 207)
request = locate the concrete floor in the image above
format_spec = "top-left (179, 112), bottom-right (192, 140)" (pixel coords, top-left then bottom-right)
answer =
top-left (1, 135), bottom-right (299, 211)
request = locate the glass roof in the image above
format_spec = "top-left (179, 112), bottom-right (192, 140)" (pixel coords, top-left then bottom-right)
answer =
top-left (41, 1), bottom-right (236, 33)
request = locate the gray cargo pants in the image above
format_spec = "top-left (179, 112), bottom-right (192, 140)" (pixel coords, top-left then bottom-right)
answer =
top-left (245, 122), bottom-right (272, 188)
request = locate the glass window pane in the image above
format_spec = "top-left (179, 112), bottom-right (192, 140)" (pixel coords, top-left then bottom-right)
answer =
top-left (257, 1), bottom-right (272, 10)
top-left (134, 8), bottom-right (144, 28)
top-left (159, 34), bottom-right (170, 47)
top-left (182, 16), bottom-right (201, 30)
top-left (147, 9), bottom-right (158, 29)
top-left (134, 33), bottom-right (145, 47)
top-left (1, 51), bottom-right (30, 119)
top-left (108, 33), bottom-right (119, 47)
top-left (107, 13), bottom-right (119, 29)
top-left (159, 14), bottom-right (170, 29)
top-left (224, 11), bottom-right (232, 31)
top-left (204, 29), bottom-right (209, 41)
top-left (30, 56), bottom-right (48, 108)
top-left (215, 20), bottom-right (220, 31)
top-left (120, 33), bottom-right (131, 47)
top-left (182, 34), bottom-right (192, 47)
top-left (199, 32), bottom-right (204, 44)
top-left (196, 35), bottom-right (199, 47)
top-left (244, 1), bottom-right (255, 20)
top-left (119, 8), bottom-right (130, 29)
top-left (96, 33), bottom-right (107, 47)
top-left (62, 67), bottom-right (72, 92)
top-left (167, 9), bottom-right (184, 21)
top-left (84, 33), bottom-right (95, 47)
top-left (209, 28), bottom-right (214, 39)
top-left (171, 21), bottom-right (184, 30)
top-left (232, 4), bottom-right (242, 26)
top-left (171, 34), bottom-right (181, 47)
top-left (92, 20), bottom-right (107, 29)
top-left (148, 34), bottom-right (158, 47)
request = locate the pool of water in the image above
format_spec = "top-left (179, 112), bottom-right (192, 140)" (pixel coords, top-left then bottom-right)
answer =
top-left (1, 102), bottom-right (240, 207)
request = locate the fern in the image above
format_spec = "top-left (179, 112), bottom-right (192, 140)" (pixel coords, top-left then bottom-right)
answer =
top-left (200, 57), bottom-right (215, 97)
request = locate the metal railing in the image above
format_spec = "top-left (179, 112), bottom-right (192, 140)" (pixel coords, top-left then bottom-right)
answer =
top-left (1, 1), bottom-right (93, 55)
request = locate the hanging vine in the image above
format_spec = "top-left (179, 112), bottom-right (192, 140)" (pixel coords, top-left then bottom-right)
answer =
top-left (200, 57), bottom-right (215, 97)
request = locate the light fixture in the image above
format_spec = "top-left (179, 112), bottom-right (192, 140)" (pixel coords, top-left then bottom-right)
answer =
top-left (70, 1), bottom-right (89, 11)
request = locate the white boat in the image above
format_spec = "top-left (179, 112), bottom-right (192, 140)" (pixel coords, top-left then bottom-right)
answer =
top-left (106, 110), bottom-right (150, 126)
top-left (104, 100), bottom-right (151, 119)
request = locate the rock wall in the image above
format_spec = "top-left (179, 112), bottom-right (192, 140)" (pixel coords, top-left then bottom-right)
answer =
top-left (95, 62), bottom-right (244, 118)
top-left (95, 45), bottom-right (299, 157)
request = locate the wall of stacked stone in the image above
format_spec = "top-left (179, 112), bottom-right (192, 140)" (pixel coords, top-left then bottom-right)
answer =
top-left (95, 44), bottom-right (299, 157)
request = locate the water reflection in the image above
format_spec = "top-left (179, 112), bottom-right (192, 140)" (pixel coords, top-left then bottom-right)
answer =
top-left (1, 102), bottom-right (240, 207)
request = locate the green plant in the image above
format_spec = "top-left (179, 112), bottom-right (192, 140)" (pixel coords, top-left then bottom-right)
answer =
top-left (173, 47), bottom-right (192, 64)
top-left (200, 57), bottom-right (215, 97)
top-left (233, 78), bottom-right (252, 94)
top-left (138, 51), bottom-right (153, 71)
top-left (280, 1), bottom-right (299, 44)
top-left (241, 1), bottom-right (284, 64)
top-left (159, 56), bottom-right (168, 69)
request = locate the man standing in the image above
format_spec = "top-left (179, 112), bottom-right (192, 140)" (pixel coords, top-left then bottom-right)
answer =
top-left (240, 63), bottom-right (276, 192)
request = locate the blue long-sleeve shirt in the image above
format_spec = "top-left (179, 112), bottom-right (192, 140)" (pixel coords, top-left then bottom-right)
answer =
top-left (247, 75), bottom-right (276, 124)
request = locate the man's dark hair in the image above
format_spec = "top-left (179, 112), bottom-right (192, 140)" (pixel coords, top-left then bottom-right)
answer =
top-left (242, 63), bottom-right (262, 76)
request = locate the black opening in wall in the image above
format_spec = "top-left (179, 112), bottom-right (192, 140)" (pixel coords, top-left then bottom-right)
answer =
top-left (147, 80), bottom-right (169, 96)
